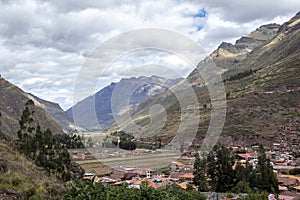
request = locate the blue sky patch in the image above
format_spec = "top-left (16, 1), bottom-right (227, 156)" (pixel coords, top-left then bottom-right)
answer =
top-left (192, 8), bottom-right (207, 18)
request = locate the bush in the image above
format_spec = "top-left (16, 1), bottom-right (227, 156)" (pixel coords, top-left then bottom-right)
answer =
top-left (238, 192), bottom-right (268, 200)
top-left (289, 168), bottom-right (300, 175)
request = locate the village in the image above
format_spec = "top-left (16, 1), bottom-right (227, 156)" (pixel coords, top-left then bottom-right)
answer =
top-left (72, 146), bottom-right (300, 199)
top-left (69, 123), bottom-right (300, 200)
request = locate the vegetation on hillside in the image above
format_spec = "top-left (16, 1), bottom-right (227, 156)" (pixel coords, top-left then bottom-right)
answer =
top-left (0, 106), bottom-right (65, 199)
top-left (17, 100), bottom-right (84, 181)
top-left (111, 131), bottom-right (137, 150)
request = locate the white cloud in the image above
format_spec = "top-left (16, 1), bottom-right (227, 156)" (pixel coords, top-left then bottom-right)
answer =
top-left (0, 0), bottom-right (299, 109)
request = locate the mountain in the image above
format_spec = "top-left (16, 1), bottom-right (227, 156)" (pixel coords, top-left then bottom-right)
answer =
top-left (28, 94), bottom-right (84, 133)
top-left (113, 12), bottom-right (300, 148)
top-left (0, 76), bottom-right (73, 198)
top-left (211, 23), bottom-right (280, 79)
top-left (0, 76), bottom-right (64, 138)
top-left (66, 75), bottom-right (182, 131)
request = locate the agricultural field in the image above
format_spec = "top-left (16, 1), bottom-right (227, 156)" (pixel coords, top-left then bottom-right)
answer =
top-left (73, 147), bottom-right (180, 176)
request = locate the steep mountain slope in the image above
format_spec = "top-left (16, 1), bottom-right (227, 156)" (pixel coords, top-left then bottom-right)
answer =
top-left (0, 77), bottom-right (64, 138)
top-left (67, 75), bottom-right (182, 131)
top-left (0, 77), bottom-right (79, 198)
top-left (29, 94), bottom-right (83, 133)
top-left (114, 12), bottom-right (300, 147)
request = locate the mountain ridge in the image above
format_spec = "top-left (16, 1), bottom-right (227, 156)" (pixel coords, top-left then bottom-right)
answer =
top-left (67, 75), bottom-right (182, 131)
top-left (0, 77), bottom-right (65, 138)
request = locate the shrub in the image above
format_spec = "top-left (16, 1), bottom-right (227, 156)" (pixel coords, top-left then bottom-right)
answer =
top-left (289, 168), bottom-right (300, 175)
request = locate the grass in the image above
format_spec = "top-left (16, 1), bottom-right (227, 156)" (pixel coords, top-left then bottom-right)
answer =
top-left (0, 139), bottom-right (65, 199)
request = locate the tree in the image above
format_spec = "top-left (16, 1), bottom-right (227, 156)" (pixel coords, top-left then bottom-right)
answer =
top-left (205, 145), bottom-right (237, 192)
top-left (193, 152), bottom-right (208, 191)
top-left (255, 144), bottom-right (278, 193)
top-left (17, 101), bottom-right (35, 139)
top-left (16, 100), bottom-right (84, 181)
top-left (289, 168), bottom-right (300, 175)
top-left (214, 145), bottom-right (236, 192)
top-left (87, 136), bottom-right (93, 148)
top-left (232, 179), bottom-right (252, 193)
top-left (235, 161), bottom-right (253, 184)
top-left (207, 150), bottom-right (217, 191)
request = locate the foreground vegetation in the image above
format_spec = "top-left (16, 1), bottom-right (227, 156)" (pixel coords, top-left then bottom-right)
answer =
top-left (65, 179), bottom-right (272, 200)
top-left (66, 180), bottom-right (206, 200)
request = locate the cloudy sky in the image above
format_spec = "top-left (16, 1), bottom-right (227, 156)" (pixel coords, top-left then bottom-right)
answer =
top-left (0, 0), bottom-right (299, 110)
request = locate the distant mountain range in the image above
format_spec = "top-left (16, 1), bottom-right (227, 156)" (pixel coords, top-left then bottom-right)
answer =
top-left (113, 12), bottom-right (300, 147)
top-left (66, 76), bottom-right (182, 131)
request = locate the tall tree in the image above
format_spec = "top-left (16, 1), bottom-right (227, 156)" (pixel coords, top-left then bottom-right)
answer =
top-left (193, 152), bottom-right (208, 191)
top-left (17, 100), bottom-right (36, 158)
top-left (207, 150), bottom-right (217, 191)
top-left (214, 145), bottom-right (236, 192)
top-left (256, 144), bottom-right (278, 193)
top-left (17, 100), bottom-right (84, 181)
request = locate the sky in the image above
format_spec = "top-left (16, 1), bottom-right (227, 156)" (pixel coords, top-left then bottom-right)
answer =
top-left (0, 0), bottom-right (299, 110)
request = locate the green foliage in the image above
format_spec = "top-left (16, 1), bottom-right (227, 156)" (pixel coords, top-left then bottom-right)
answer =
top-left (235, 161), bottom-right (254, 187)
top-left (232, 179), bottom-right (252, 194)
top-left (193, 153), bottom-right (208, 191)
top-left (111, 131), bottom-right (137, 150)
top-left (224, 69), bottom-right (255, 82)
top-left (255, 144), bottom-right (278, 193)
top-left (65, 180), bottom-right (206, 200)
top-left (118, 140), bottom-right (137, 150)
top-left (160, 168), bottom-right (170, 176)
top-left (289, 168), bottom-right (300, 175)
top-left (17, 100), bottom-right (84, 182)
top-left (215, 145), bottom-right (236, 192)
top-left (206, 150), bottom-right (217, 190)
top-left (56, 134), bottom-right (85, 149)
top-left (238, 192), bottom-right (269, 200)
top-left (194, 144), bottom-right (278, 194)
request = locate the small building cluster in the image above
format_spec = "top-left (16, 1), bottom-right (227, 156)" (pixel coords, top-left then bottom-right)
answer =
top-left (82, 158), bottom-right (196, 191)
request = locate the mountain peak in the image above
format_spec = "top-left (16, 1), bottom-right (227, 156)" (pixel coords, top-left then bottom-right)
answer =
top-left (210, 21), bottom-right (280, 71)
top-left (258, 23), bottom-right (280, 30)
top-left (278, 12), bottom-right (300, 33)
